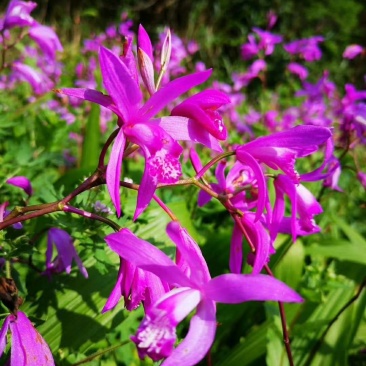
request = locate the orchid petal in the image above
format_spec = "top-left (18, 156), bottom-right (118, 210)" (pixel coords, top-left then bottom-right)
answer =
top-left (99, 46), bottom-right (142, 122)
top-left (10, 311), bottom-right (54, 365)
top-left (242, 214), bottom-right (271, 274)
top-left (0, 315), bottom-right (10, 356)
top-left (171, 90), bottom-right (230, 140)
top-left (6, 175), bottom-right (33, 196)
top-left (162, 298), bottom-right (216, 366)
top-left (133, 166), bottom-right (157, 220)
top-left (138, 24), bottom-right (154, 62)
top-left (102, 260), bottom-right (124, 313)
top-left (105, 229), bottom-right (194, 288)
top-left (139, 70), bottom-right (212, 120)
top-left (204, 274), bottom-right (303, 303)
top-left (57, 88), bottom-right (120, 117)
top-left (106, 128), bottom-right (126, 217)
top-left (166, 222), bottom-right (211, 284)
top-left (230, 222), bottom-right (243, 274)
top-left (153, 116), bottom-right (222, 152)
top-left (138, 48), bottom-right (156, 95)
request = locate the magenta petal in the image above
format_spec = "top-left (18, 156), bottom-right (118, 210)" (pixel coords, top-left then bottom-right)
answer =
top-left (99, 46), bottom-right (142, 122)
top-left (162, 298), bottom-right (216, 366)
top-left (106, 128), bottom-right (126, 217)
top-left (166, 222), bottom-right (211, 284)
top-left (171, 89), bottom-right (230, 140)
top-left (243, 126), bottom-right (331, 155)
top-left (133, 162), bottom-right (158, 220)
top-left (139, 70), bottom-right (213, 120)
top-left (0, 316), bottom-right (10, 357)
top-left (153, 117), bottom-right (222, 152)
top-left (138, 24), bottom-right (154, 62)
top-left (102, 261), bottom-right (124, 313)
top-left (204, 274), bottom-right (303, 303)
top-left (6, 176), bottom-right (33, 196)
top-left (105, 229), bottom-right (193, 288)
top-left (242, 214), bottom-right (271, 274)
top-left (235, 149), bottom-right (267, 220)
top-left (10, 311), bottom-right (54, 365)
top-left (230, 223), bottom-right (243, 274)
top-left (58, 88), bottom-right (120, 117)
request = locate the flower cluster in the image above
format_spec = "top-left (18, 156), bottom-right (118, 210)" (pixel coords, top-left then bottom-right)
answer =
top-left (1, 3), bottom-right (364, 366)
top-left (0, 0), bottom-right (63, 95)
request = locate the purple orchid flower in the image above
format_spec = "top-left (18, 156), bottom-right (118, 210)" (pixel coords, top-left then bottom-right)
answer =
top-left (230, 213), bottom-right (275, 274)
top-left (6, 175), bottom-right (33, 196)
top-left (271, 174), bottom-right (323, 242)
top-left (43, 228), bottom-right (88, 278)
top-left (287, 62), bottom-right (308, 80)
top-left (343, 44), bottom-right (364, 59)
top-left (102, 258), bottom-right (170, 313)
top-left (0, 311), bottom-right (54, 365)
top-left (252, 27), bottom-right (283, 56)
top-left (59, 34), bottom-right (228, 219)
top-left (105, 222), bottom-right (302, 365)
top-left (12, 61), bottom-right (53, 95)
top-left (233, 59), bottom-right (267, 90)
top-left (241, 34), bottom-right (260, 60)
top-left (236, 125), bottom-right (332, 219)
top-left (283, 36), bottom-right (324, 62)
top-left (1, 0), bottom-right (37, 31)
top-left (29, 24), bottom-right (63, 61)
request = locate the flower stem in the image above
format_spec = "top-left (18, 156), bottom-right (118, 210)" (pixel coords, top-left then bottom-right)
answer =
top-left (264, 264), bottom-right (294, 366)
top-left (63, 205), bottom-right (121, 232)
top-left (195, 151), bottom-right (235, 180)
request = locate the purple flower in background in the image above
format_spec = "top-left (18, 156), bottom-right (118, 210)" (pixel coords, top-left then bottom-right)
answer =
top-left (105, 222), bottom-right (302, 365)
top-left (343, 44), bottom-right (364, 59)
top-left (1, 0), bottom-right (37, 31)
top-left (236, 125), bottom-right (332, 219)
top-left (43, 228), bottom-right (88, 278)
top-left (12, 61), bottom-right (53, 95)
top-left (287, 62), bottom-right (308, 80)
top-left (266, 10), bottom-right (278, 29)
top-left (0, 311), bottom-right (54, 365)
top-left (233, 59), bottom-right (267, 89)
top-left (357, 172), bottom-right (366, 188)
top-left (252, 27), bottom-right (283, 56)
top-left (6, 175), bottom-right (33, 196)
top-left (284, 36), bottom-right (324, 62)
top-left (241, 34), bottom-right (260, 60)
top-left (29, 24), bottom-right (63, 60)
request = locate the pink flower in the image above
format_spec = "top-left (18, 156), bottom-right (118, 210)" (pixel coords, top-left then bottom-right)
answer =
top-left (29, 24), bottom-right (63, 61)
top-left (6, 175), bottom-right (33, 196)
top-left (343, 44), bottom-right (363, 59)
top-left (105, 222), bottom-right (302, 365)
top-left (59, 28), bottom-right (228, 219)
top-left (43, 228), bottom-right (88, 278)
top-left (1, 0), bottom-right (37, 30)
top-left (0, 311), bottom-right (54, 365)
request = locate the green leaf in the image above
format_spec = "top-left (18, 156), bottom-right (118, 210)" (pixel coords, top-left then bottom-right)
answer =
top-left (305, 240), bottom-right (366, 264)
top-left (80, 103), bottom-right (100, 169)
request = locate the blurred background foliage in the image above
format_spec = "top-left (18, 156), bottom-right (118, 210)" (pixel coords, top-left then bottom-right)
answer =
top-left (31, 0), bottom-right (366, 86)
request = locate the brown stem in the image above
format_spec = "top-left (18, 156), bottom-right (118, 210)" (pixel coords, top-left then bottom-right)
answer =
top-left (265, 264), bottom-right (294, 366)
